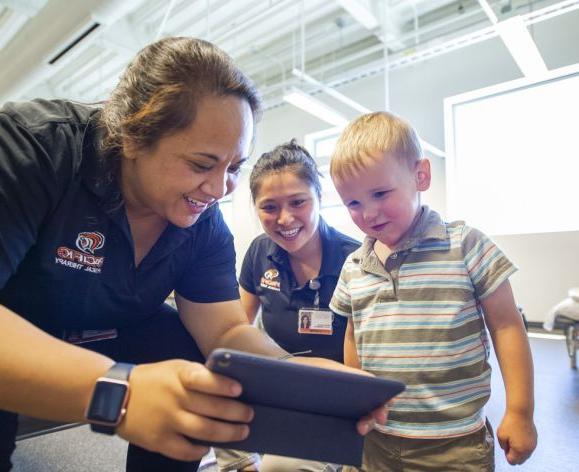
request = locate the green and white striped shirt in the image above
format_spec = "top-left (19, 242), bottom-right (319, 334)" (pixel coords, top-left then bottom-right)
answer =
top-left (330, 207), bottom-right (516, 438)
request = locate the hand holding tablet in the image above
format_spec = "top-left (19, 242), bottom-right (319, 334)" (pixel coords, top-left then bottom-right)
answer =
top-left (201, 349), bottom-right (405, 466)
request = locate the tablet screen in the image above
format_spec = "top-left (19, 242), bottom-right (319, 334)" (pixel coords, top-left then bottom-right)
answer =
top-left (206, 349), bottom-right (405, 419)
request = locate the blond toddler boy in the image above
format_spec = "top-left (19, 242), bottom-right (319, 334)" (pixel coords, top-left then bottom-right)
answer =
top-left (329, 112), bottom-right (537, 471)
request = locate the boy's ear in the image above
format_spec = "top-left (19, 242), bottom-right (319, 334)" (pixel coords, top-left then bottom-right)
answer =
top-left (415, 158), bottom-right (431, 191)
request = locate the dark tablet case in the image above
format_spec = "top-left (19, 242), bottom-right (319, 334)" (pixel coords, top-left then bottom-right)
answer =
top-left (201, 349), bottom-right (406, 466)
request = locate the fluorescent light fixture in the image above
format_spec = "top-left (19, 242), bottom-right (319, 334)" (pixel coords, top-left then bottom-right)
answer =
top-left (292, 68), bottom-right (370, 114)
top-left (283, 87), bottom-right (348, 127)
top-left (496, 16), bottom-right (548, 77)
top-left (526, 332), bottom-right (565, 340)
top-left (289, 70), bottom-right (445, 157)
top-left (477, 0), bottom-right (547, 77)
top-left (337, 0), bottom-right (378, 30)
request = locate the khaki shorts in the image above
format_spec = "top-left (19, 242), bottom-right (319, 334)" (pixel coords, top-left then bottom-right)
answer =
top-left (214, 448), bottom-right (260, 471)
top-left (343, 421), bottom-right (495, 472)
top-left (214, 449), bottom-right (338, 472)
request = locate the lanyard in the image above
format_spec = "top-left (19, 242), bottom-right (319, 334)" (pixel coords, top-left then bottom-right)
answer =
top-left (309, 278), bottom-right (321, 308)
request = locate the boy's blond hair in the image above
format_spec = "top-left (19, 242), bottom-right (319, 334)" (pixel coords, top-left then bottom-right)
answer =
top-left (330, 111), bottom-right (422, 181)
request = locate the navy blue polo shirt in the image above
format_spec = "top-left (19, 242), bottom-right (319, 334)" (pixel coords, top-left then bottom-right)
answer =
top-left (239, 219), bottom-right (360, 362)
top-left (0, 99), bottom-right (239, 335)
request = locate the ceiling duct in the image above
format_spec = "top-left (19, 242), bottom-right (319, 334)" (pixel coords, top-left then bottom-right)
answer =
top-left (48, 22), bottom-right (100, 65)
top-left (0, 0), bottom-right (150, 103)
top-left (47, 0), bottom-right (147, 65)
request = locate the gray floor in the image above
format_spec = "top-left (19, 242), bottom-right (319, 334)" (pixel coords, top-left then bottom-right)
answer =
top-left (486, 335), bottom-right (579, 472)
top-left (12, 336), bottom-right (579, 471)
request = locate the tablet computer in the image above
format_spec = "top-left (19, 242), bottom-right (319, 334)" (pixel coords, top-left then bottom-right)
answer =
top-left (201, 349), bottom-right (405, 466)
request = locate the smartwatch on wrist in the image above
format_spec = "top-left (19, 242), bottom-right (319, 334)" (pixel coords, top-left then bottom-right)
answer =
top-left (85, 362), bottom-right (134, 435)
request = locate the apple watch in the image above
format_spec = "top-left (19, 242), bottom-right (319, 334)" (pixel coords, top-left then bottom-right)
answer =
top-left (85, 362), bottom-right (134, 435)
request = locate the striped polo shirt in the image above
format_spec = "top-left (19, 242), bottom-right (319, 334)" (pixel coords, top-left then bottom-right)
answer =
top-left (330, 206), bottom-right (516, 439)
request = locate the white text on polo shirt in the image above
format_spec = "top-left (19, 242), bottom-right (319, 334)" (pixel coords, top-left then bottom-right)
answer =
top-left (56, 247), bottom-right (103, 273)
top-left (54, 231), bottom-right (106, 274)
top-left (57, 247), bottom-right (103, 267)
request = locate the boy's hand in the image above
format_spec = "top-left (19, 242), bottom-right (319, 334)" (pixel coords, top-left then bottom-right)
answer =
top-left (288, 356), bottom-right (389, 435)
top-left (356, 403), bottom-right (389, 435)
top-left (497, 411), bottom-right (537, 465)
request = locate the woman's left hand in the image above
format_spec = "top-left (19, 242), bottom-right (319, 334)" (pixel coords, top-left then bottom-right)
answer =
top-left (288, 356), bottom-right (389, 435)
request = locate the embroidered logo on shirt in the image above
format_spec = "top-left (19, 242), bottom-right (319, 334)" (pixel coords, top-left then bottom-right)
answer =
top-left (55, 231), bottom-right (106, 274)
top-left (76, 232), bottom-right (105, 254)
top-left (260, 268), bottom-right (280, 291)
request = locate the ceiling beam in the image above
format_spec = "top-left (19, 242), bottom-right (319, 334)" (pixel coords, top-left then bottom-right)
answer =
top-left (477, 0), bottom-right (547, 77)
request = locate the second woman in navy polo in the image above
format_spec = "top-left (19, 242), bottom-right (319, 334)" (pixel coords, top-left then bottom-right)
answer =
top-left (242, 141), bottom-right (360, 362)
top-left (215, 141), bottom-right (361, 472)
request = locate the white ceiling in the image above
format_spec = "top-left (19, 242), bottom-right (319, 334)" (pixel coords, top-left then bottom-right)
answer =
top-left (0, 0), bottom-right (576, 108)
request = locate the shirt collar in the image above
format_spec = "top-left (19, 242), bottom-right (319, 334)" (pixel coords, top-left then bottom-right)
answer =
top-left (354, 206), bottom-right (447, 273)
top-left (79, 110), bottom-right (121, 209)
top-left (394, 206), bottom-right (447, 251)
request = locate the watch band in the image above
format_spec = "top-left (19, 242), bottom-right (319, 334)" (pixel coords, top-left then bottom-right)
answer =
top-left (89, 362), bottom-right (134, 435)
top-left (91, 422), bottom-right (119, 435)
top-left (103, 362), bottom-right (134, 381)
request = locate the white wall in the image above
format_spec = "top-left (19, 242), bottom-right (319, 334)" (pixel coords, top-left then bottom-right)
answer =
top-left (229, 10), bottom-right (579, 322)
top-left (494, 231), bottom-right (579, 322)
top-left (230, 170), bottom-right (261, 273)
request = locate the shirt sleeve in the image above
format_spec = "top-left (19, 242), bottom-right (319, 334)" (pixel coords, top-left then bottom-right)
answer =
top-left (238, 239), bottom-right (258, 294)
top-left (329, 258), bottom-right (354, 318)
top-left (175, 206), bottom-right (239, 303)
top-left (0, 112), bottom-right (68, 289)
top-left (462, 225), bottom-right (517, 300)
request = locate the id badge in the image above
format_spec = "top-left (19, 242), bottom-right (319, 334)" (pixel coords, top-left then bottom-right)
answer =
top-left (63, 329), bottom-right (118, 345)
top-left (298, 308), bottom-right (333, 335)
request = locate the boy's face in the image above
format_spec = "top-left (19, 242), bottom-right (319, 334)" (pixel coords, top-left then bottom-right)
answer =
top-left (334, 153), bottom-right (431, 248)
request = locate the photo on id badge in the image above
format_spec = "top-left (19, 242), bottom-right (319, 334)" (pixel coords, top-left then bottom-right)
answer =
top-left (298, 308), bottom-right (333, 335)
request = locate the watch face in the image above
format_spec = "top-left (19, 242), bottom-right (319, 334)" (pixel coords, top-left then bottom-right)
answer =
top-left (87, 380), bottom-right (128, 423)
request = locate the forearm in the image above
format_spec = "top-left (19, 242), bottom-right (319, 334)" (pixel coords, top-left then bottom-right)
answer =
top-left (489, 322), bottom-right (534, 417)
top-left (239, 287), bottom-right (260, 324)
top-left (214, 323), bottom-right (287, 358)
top-left (178, 298), bottom-right (356, 368)
top-left (481, 281), bottom-right (535, 418)
top-left (0, 304), bottom-right (113, 422)
top-left (344, 345), bottom-right (361, 369)
top-left (210, 320), bottom-right (371, 386)
top-left (344, 318), bottom-right (361, 368)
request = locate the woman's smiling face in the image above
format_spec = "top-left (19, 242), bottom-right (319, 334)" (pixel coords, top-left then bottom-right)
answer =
top-left (254, 170), bottom-right (320, 255)
top-left (121, 95), bottom-right (254, 228)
